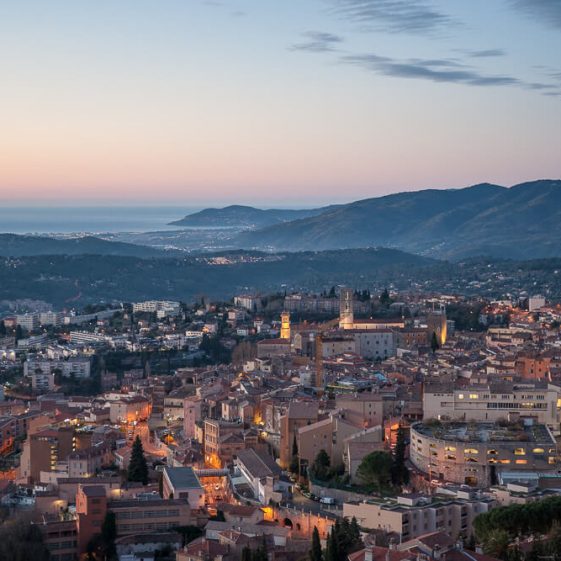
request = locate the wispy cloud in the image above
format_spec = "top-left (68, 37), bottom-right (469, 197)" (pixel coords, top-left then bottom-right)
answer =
top-left (509, 0), bottom-right (561, 28)
top-left (467, 49), bottom-right (506, 58)
top-left (341, 52), bottom-right (559, 93)
top-left (289, 31), bottom-right (344, 53)
top-left (328, 0), bottom-right (454, 35)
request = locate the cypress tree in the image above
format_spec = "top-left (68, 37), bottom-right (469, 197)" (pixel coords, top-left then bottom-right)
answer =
top-left (392, 425), bottom-right (410, 486)
top-left (310, 526), bottom-right (323, 561)
top-left (431, 331), bottom-right (439, 353)
top-left (241, 545), bottom-right (252, 561)
top-left (128, 435), bottom-right (149, 484)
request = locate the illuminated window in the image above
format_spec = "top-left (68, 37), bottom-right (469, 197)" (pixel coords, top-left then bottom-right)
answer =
top-left (445, 455), bottom-right (456, 461)
top-left (487, 450), bottom-right (498, 455)
top-left (445, 446), bottom-right (456, 452)
top-left (465, 457), bottom-right (478, 463)
top-left (458, 394), bottom-right (464, 400)
top-left (500, 459), bottom-right (511, 464)
top-left (514, 448), bottom-right (526, 456)
top-left (515, 459), bottom-right (528, 465)
top-left (469, 394), bottom-right (479, 399)
top-left (532, 448), bottom-right (545, 454)
top-left (549, 457), bottom-right (556, 465)
top-left (464, 448), bottom-right (479, 454)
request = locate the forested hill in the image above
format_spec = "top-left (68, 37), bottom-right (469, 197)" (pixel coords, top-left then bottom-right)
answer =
top-left (234, 180), bottom-right (561, 259)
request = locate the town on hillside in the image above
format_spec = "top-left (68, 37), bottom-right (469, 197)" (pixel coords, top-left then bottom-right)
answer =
top-left (0, 289), bottom-right (560, 561)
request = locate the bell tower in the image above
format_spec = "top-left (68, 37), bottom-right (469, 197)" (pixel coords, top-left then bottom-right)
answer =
top-left (280, 311), bottom-right (291, 340)
top-left (339, 287), bottom-right (354, 329)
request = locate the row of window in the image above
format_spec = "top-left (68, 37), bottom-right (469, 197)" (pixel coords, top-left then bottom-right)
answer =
top-left (116, 509), bottom-right (181, 519)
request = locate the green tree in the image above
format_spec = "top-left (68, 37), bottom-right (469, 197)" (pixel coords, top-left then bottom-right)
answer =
top-left (311, 449), bottom-right (330, 481)
top-left (0, 516), bottom-right (50, 561)
top-left (242, 545), bottom-right (253, 561)
top-left (309, 526), bottom-right (323, 561)
top-left (379, 288), bottom-right (392, 307)
top-left (289, 434), bottom-right (299, 474)
top-left (431, 331), bottom-right (439, 353)
top-left (356, 451), bottom-right (393, 492)
top-left (100, 511), bottom-right (117, 560)
top-left (128, 435), bottom-right (149, 485)
top-left (325, 527), bottom-right (338, 561)
top-left (483, 529), bottom-right (510, 559)
top-left (391, 425), bottom-right (409, 486)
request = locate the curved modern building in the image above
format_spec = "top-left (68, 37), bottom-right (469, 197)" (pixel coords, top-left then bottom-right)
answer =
top-left (410, 421), bottom-right (557, 488)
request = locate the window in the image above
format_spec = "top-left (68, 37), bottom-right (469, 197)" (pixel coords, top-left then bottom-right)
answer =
top-left (515, 459), bottom-right (528, 465)
top-left (464, 448), bottom-right (479, 454)
top-left (469, 394), bottom-right (479, 399)
top-left (458, 394), bottom-right (464, 400)
top-left (514, 448), bottom-right (526, 456)
top-left (532, 448), bottom-right (545, 454)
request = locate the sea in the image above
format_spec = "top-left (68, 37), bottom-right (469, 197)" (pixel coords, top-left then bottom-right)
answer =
top-left (0, 206), bottom-right (200, 235)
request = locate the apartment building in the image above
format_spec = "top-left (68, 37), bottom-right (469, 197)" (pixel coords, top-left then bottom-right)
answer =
top-left (423, 381), bottom-right (561, 433)
top-left (343, 491), bottom-right (494, 541)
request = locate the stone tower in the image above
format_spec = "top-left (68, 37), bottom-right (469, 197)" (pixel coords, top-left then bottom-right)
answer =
top-left (339, 287), bottom-right (354, 329)
top-left (280, 311), bottom-right (291, 340)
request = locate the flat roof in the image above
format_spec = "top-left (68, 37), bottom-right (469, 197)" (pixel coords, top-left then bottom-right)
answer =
top-left (164, 466), bottom-right (203, 490)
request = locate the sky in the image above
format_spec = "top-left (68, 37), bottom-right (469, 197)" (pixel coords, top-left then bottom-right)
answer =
top-left (0, 0), bottom-right (560, 206)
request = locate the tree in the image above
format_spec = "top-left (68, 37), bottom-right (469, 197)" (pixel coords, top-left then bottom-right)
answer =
top-left (289, 434), bottom-right (299, 474)
top-left (325, 527), bottom-right (339, 561)
top-left (0, 516), bottom-right (50, 561)
top-left (15, 325), bottom-right (23, 344)
top-left (100, 511), bottom-right (117, 560)
top-left (0, 321), bottom-right (6, 337)
top-left (391, 425), bottom-right (410, 486)
top-left (128, 435), bottom-right (149, 484)
top-left (483, 529), bottom-right (510, 559)
top-left (379, 288), bottom-right (392, 307)
top-left (242, 545), bottom-right (253, 561)
top-left (431, 331), bottom-right (439, 354)
top-left (309, 526), bottom-right (323, 561)
top-left (311, 449), bottom-right (330, 481)
top-left (356, 451), bottom-right (393, 492)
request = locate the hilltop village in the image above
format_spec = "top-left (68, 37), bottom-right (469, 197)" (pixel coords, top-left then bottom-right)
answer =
top-left (0, 289), bottom-right (561, 561)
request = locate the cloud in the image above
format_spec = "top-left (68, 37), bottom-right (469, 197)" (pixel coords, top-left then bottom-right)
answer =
top-left (328, 0), bottom-right (454, 34)
top-left (341, 52), bottom-right (560, 93)
top-left (289, 31), bottom-right (344, 53)
top-left (467, 49), bottom-right (507, 58)
top-left (509, 0), bottom-right (561, 28)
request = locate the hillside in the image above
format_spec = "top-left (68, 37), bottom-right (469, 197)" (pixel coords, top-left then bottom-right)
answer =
top-left (233, 180), bottom-right (561, 259)
top-left (169, 204), bottom-right (338, 229)
top-left (0, 248), bottom-right (434, 306)
top-left (0, 234), bottom-right (172, 258)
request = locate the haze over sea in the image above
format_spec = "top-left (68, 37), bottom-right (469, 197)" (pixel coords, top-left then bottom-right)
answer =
top-left (0, 206), bottom-right (200, 235)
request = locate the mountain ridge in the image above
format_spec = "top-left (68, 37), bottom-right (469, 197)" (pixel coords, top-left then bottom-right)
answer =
top-left (232, 180), bottom-right (561, 259)
top-left (169, 204), bottom-right (341, 228)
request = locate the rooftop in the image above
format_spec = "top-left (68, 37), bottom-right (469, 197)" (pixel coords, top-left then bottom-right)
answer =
top-left (413, 421), bottom-right (555, 445)
top-left (164, 466), bottom-right (203, 490)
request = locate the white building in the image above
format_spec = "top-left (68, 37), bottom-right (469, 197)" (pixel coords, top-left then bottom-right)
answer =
top-left (24, 357), bottom-right (92, 379)
top-left (423, 381), bottom-right (561, 434)
top-left (529, 295), bottom-right (546, 312)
